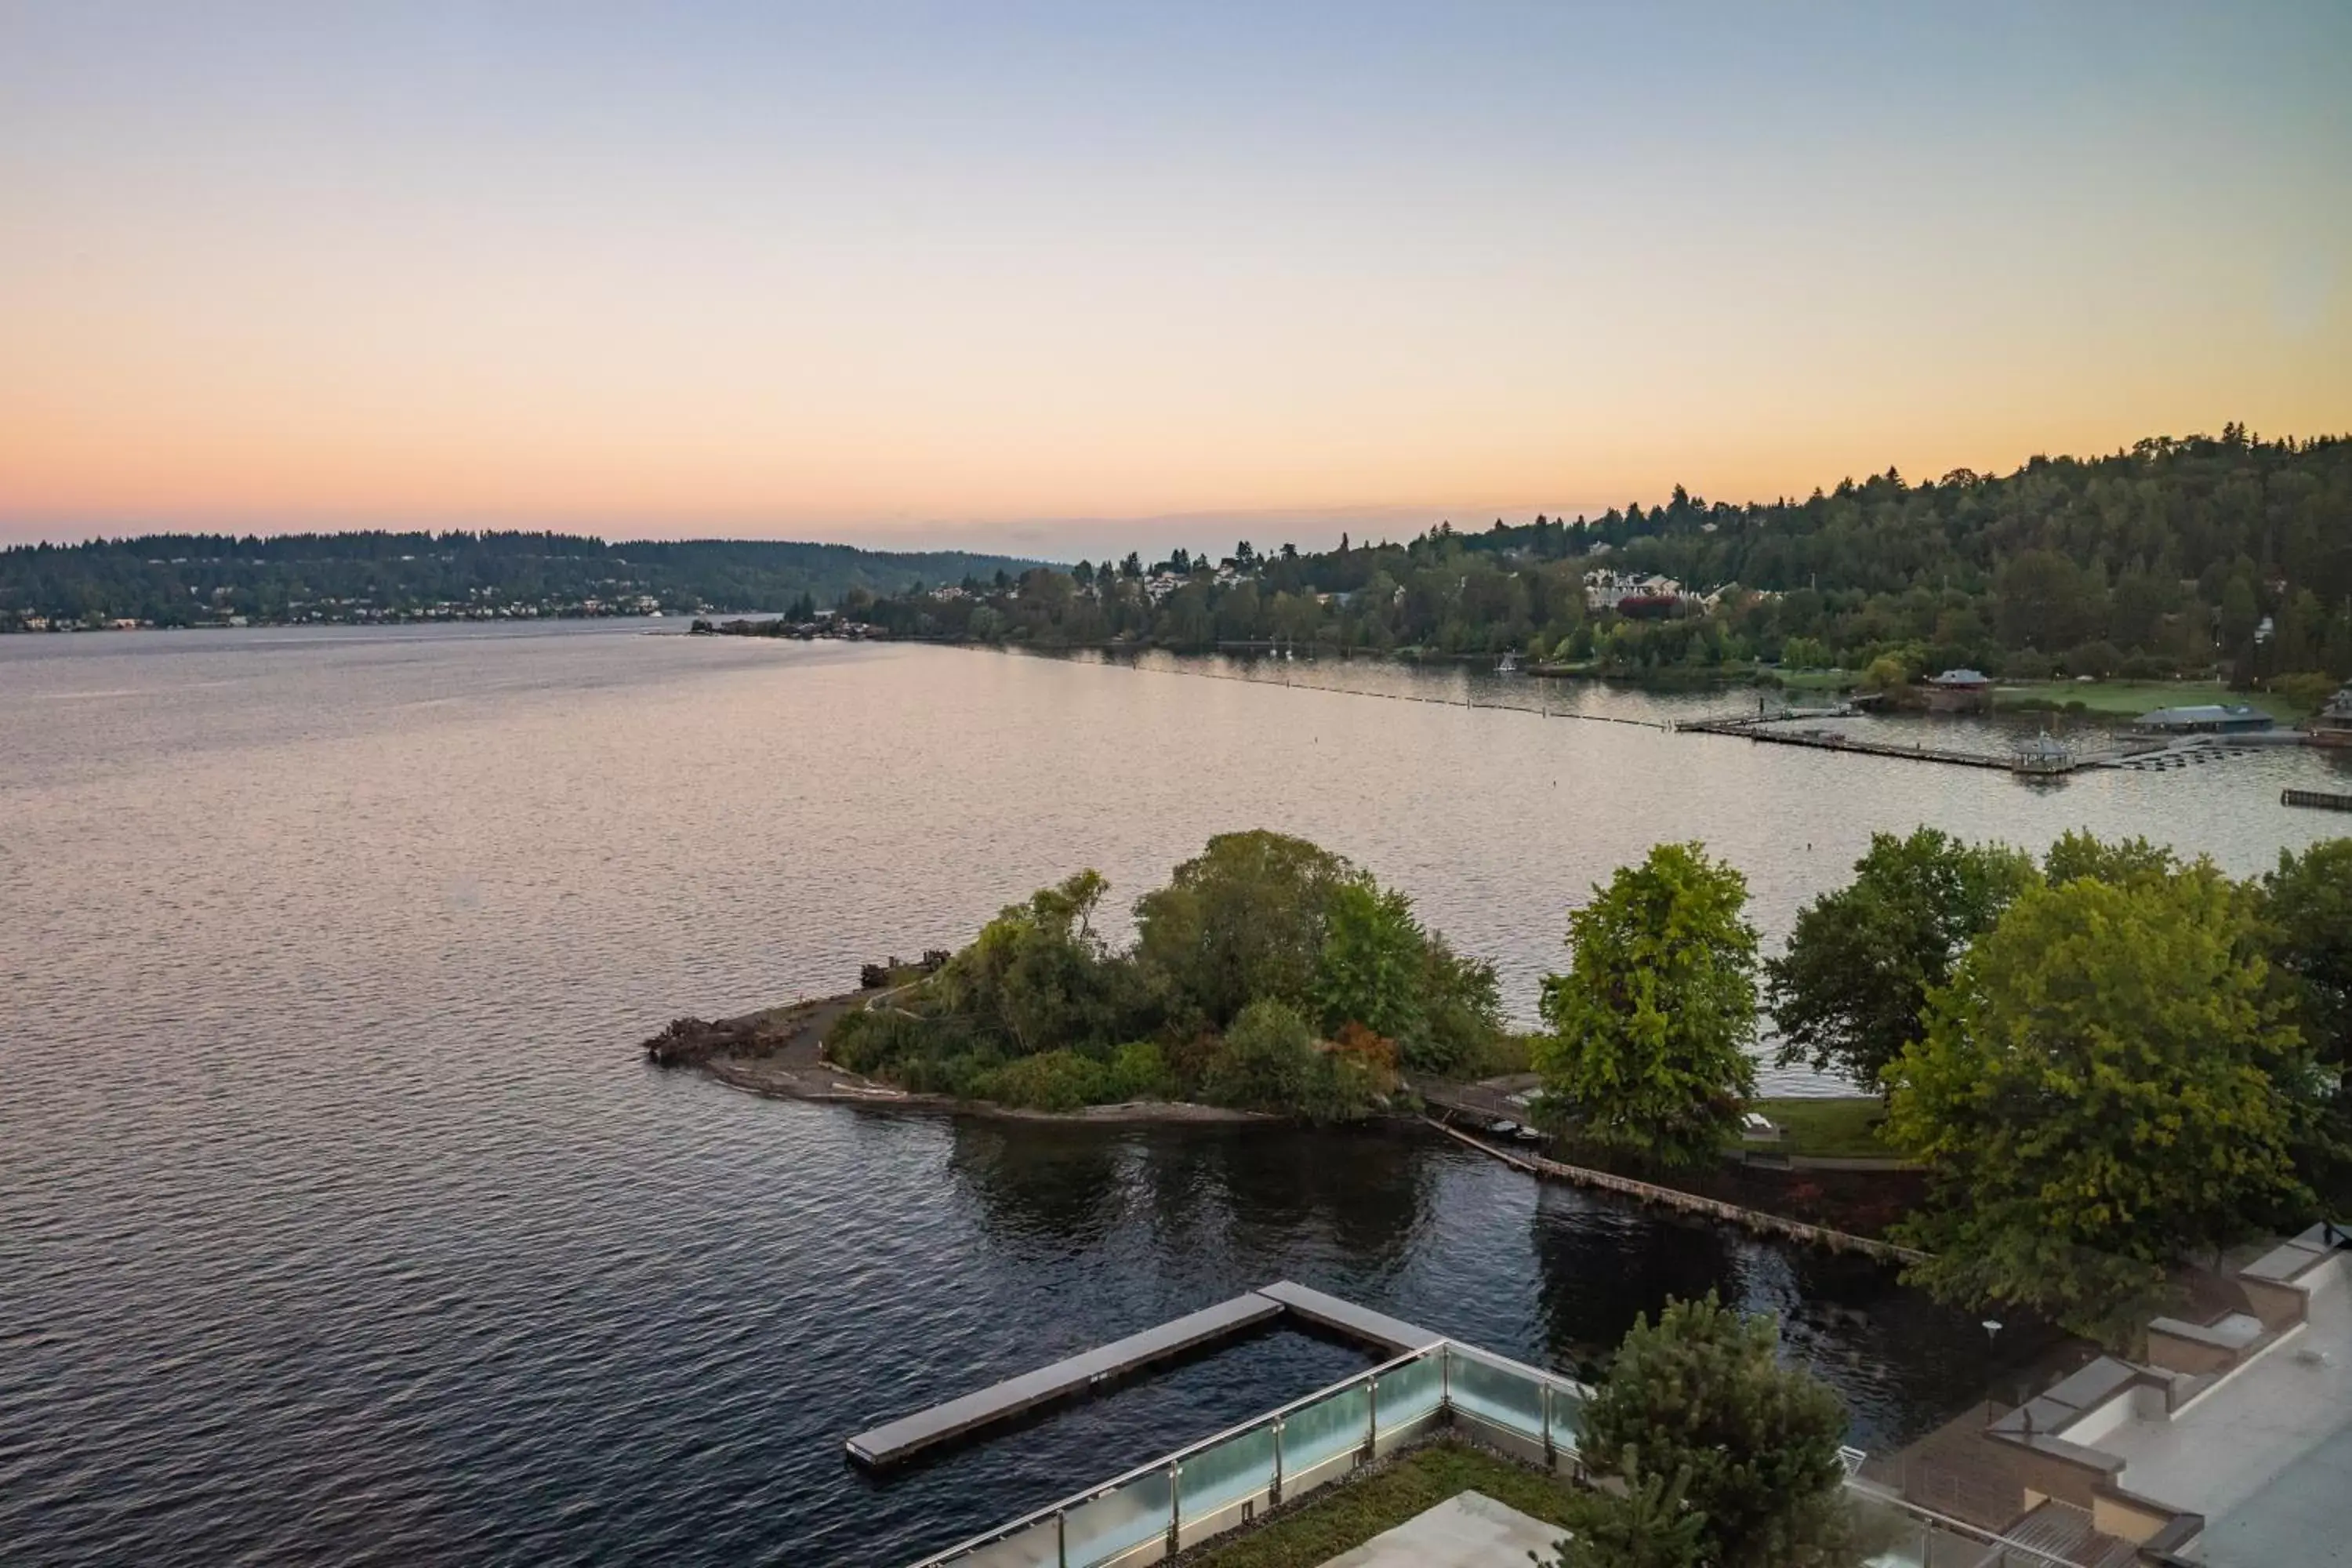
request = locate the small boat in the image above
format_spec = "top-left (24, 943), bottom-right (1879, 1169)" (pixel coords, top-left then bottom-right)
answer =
top-left (1496, 652), bottom-right (1519, 673)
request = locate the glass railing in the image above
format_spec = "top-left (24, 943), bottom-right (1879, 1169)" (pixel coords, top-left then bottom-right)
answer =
top-left (902, 1344), bottom-right (2108, 1568)
top-left (1845, 1483), bottom-right (2104, 1568)
top-left (904, 1338), bottom-right (1583, 1568)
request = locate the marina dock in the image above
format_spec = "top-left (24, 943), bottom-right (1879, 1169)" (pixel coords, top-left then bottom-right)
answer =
top-left (845, 1283), bottom-right (1436, 1468)
top-left (1679, 711), bottom-right (2161, 775)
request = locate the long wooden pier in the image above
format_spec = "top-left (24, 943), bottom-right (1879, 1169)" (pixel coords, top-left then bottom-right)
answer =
top-left (1423, 1118), bottom-right (1927, 1267)
top-left (1679, 713), bottom-right (2160, 775)
top-left (845, 1283), bottom-right (1438, 1468)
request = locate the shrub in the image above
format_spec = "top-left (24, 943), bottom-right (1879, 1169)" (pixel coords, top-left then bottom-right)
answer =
top-left (1203, 999), bottom-right (1318, 1112)
top-left (2270, 670), bottom-right (2341, 713)
top-left (975, 1048), bottom-right (1109, 1111)
top-left (1108, 1040), bottom-right (1175, 1102)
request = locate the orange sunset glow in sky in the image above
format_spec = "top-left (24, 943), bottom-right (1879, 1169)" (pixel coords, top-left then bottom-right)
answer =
top-left (4, 3), bottom-right (2349, 555)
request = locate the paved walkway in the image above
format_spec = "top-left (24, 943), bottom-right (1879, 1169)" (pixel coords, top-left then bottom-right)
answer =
top-left (1316, 1491), bottom-right (1561, 1568)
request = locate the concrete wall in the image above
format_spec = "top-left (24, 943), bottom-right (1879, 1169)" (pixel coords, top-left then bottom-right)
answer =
top-left (2234, 1276), bottom-right (2307, 1334)
top-left (2004, 1446), bottom-right (2111, 1511)
top-left (2092, 1486), bottom-right (2180, 1545)
top-left (2059, 1385), bottom-right (2165, 1449)
top-left (2145, 1324), bottom-right (2241, 1377)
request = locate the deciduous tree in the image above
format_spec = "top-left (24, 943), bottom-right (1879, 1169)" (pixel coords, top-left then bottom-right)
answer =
top-left (1767, 829), bottom-right (2034, 1089)
top-left (1884, 867), bottom-right (2320, 1342)
top-left (1134, 830), bottom-right (1348, 1027)
top-left (1537, 843), bottom-right (1759, 1166)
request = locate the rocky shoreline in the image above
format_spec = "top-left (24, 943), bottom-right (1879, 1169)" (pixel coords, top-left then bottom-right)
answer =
top-left (641, 986), bottom-right (1268, 1124)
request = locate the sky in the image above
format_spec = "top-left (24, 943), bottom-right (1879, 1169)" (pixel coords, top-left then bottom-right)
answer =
top-left (3, 2), bottom-right (2349, 559)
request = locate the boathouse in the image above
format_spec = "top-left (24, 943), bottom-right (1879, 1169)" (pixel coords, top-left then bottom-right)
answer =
top-left (1922, 668), bottom-right (1991, 713)
top-left (2132, 703), bottom-right (2274, 735)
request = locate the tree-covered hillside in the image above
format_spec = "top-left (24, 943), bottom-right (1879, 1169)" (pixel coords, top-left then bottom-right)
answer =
top-left (862, 429), bottom-right (2352, 684)
top-left (0, 532), bottom-right (1039, 628)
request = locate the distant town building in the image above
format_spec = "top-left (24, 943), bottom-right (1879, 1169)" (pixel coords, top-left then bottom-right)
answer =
top-left (1584, 570), bottom-right (1682, 615)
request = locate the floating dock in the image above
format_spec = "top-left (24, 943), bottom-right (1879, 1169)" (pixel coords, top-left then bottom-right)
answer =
top-left (2283, 788), bottom-right (2352, 812)
top-left (845, 1293), bottom-right (1283, 1467)
top-left (1254, 1280), bottom-right (1442, 1356)
top-left (845, 1283), bottom-right (1437, 1468)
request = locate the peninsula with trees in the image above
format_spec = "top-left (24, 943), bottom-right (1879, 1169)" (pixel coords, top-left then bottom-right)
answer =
top-left (655, 821), bottom-right (2352, 1349)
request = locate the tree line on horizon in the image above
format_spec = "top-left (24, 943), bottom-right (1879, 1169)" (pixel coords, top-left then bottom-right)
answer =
top-left (0, 532), bottom-right (1040, 627)
top-left (854, 428), bottom-right (2352, 687)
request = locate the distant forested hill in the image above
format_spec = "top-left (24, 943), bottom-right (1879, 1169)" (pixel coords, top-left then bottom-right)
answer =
top-left (855, 428), bottom-right (2352, 685)
top-left (0, 532), bottom-right (1042, 627)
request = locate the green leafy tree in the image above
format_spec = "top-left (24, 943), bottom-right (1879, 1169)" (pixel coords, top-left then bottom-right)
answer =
top-left (2261, 838), bottom-right (2352, 1067)
top-left (1884, 867), bottom-right (2320, 1342)
top-left (1537, 843), bottom-right (1759, 1166)
top-left (1417, 936), bottom-right (1504, 1076)
top-left (2260, 838), bottom-right (2352, 1206)
top-left (1997, 550), bottom-right (2096, 650)
top-left (937, 869), bottom-right (1132, 1054)
top-left (1317, 874), bottom-right (1428, 1043)
top-left (1203, 998), bottom-right (1319, 1112)
top-left (1135, 831), bottom-right (1348, 1026)
top-left (1767, 829), bottom-right (2034, 1089)
top-left (2042, 829), bottom-right (2178, 889)
top-left (1574, 1295), bottom-right (1857, 1568)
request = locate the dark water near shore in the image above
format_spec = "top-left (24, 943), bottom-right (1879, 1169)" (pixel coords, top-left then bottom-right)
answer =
top-left (5, 626), bottom-right (2345, 1566)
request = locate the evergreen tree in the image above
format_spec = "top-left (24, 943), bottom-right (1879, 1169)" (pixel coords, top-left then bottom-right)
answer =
top-left (1573, 1295), bottom-right (1857, 1568)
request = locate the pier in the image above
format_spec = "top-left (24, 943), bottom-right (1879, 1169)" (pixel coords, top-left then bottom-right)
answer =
top-left (1677, 711), bottom-right (2161, 775)
top-left (846, 1283), bottom-right (1436, 1468)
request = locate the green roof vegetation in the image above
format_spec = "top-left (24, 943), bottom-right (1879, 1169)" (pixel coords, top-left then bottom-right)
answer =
top-left (1190, 1440), bottom-right (1575, 1568)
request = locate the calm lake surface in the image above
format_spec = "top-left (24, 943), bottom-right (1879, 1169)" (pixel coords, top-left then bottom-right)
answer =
top-left (5, 626), bottom-right (2346, 1566)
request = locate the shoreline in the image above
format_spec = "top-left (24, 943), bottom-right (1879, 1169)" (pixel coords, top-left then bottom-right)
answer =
top-left (647, 989), bottom-right (1272, 1125)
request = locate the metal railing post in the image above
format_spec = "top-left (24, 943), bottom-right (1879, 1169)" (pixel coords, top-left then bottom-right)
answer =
top-left (1055, 1509), bottom-right (1066, 1568)
top-left (1364, 1374), bottom-right (1379, 1461)
top-left (1167, 1461), bottom-right (1181, 1555)
top-left (1270, 1418), bottom-right (1284, 1506)
top-left (1541, 1381), bottom-right (1555, 1465)
top-left (1440, 1345), bottom-right (1451, 1416)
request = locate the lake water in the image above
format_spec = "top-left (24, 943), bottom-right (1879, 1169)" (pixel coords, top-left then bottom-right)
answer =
top-left (4, 626), bottom-right (2344, 1566)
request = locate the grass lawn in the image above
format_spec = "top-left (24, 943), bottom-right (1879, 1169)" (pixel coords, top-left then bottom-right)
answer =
top-left (1190, 1440), bottom-right (1576, 1568)
top-left (1994, 678), bottom-right (2307, 721)
top-left (1739, 1097), bottom-right (1889, 1158)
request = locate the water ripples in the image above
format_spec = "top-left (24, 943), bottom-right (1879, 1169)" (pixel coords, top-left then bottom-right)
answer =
top-left (5, 626), bottom-right (2344, 1565)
